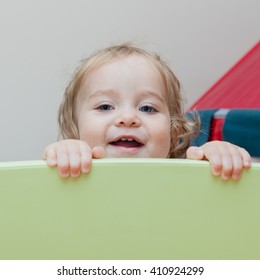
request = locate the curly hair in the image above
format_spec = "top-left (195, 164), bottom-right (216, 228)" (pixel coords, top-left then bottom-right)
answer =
top-left (58, 43), bottom-right (199, 158)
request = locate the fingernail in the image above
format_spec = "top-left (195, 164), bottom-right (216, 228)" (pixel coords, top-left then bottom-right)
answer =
top-left (212, 171), bottom-right (220, 177)
top-left (196, 149), bottom-right (204, 157)
top-left (222, 175), bottom-right (229, 181)
top-left (82, 167), bottom-right (90, 174)
top-left (60, 171), bottom-right (69, 178)
top-left (232, 172), bottom-right (241, 180)
top-left (81, 162), bottom-right (90, 173)
top-left (48, 159), bottom-right (56, 166)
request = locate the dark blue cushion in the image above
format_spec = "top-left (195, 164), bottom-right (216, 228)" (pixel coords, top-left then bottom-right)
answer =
top-left (223, 109), bottom-right (260, 157)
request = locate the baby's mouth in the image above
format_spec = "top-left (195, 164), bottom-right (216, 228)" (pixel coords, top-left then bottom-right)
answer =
top-left (110, 137), bottom-right (144, 148)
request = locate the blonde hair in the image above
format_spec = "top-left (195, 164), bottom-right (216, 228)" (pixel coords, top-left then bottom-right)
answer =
top-left (58, 43), bottom-right (199, 158)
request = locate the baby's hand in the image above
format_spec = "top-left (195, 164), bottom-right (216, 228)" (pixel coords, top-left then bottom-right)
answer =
top-left (186, 141), bottom-right (251, 180)
top-left (43, 140), bottom-right (105, 177)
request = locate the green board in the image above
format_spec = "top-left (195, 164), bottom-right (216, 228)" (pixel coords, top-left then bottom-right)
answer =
top-left (0, 159), bottom-right (260, 260)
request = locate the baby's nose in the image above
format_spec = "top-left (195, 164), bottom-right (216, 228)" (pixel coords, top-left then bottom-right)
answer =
top-left (114, 110), bottom-right (141, 127)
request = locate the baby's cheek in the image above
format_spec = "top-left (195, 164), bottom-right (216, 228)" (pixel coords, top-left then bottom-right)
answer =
top-left (79, 130), bottom-right (95, 147)
top-left (155, 131), bottom-right (171, 158)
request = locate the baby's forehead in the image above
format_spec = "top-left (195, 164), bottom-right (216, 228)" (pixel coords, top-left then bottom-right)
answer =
top-left (87, 52), bottom-right (160, 73)
top-left (82, 56), bottom-right (165, 90)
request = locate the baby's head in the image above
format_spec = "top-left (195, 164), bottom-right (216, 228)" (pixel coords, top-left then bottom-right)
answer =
top-left (58, 43), bottom-right (198, 158)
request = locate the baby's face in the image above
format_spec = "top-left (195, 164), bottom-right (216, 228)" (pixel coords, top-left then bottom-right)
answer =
top-left (77, 55), bottom-right (171, 158)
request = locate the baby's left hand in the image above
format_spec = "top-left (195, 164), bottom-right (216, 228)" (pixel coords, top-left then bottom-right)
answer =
top-left (186, 141), bottom-right (251, 180)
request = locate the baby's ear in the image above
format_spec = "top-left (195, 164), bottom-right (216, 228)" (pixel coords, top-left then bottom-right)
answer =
top-left (92, 146), bottom-right (106, 159)
top-left (186, 146), bottom-right (204, 160)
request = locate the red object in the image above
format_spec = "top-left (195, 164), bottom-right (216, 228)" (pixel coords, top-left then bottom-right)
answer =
top-left (190, 41), bottom-right (260, 110)
top-left (209, 118), bottom-right (225, 141)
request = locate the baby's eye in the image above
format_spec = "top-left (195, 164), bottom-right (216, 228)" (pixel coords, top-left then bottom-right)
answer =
top-left (96, 104), bottom-right (114, 111)
top-left (139, 105), bottom-right (157, 113)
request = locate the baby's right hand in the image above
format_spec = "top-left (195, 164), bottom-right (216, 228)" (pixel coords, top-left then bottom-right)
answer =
top-left (42, 140), bottom-right (105, 178)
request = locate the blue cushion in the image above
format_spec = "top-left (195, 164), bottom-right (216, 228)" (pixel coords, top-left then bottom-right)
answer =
top-left (223, 109), bottom-right (260, 157)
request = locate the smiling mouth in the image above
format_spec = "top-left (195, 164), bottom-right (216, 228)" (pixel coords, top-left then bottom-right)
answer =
top-left (110, 138), bottom-right (144, 148)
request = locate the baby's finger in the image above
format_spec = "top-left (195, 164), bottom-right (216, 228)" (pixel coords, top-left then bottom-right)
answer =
top-left (67, 142), bottom-right (82, 177)
top-left (217, 143), bottom-right (234, 180)
top-left (238, 147), bottom-right (251, 169)
top-left (56, 143), bottom-right (70, 178)
top-left (80, 142), bottom-right (93, 174)
top-left (202, 144), bottom-right (222, 177)
top-left (186, 146), bottom-right (204, 160)
top-left (92, 146), bottom-right (106, 159)
top-left (43, 145), bottom-right (57, 167)
top-left (230, 151), bottom-right (243, 180)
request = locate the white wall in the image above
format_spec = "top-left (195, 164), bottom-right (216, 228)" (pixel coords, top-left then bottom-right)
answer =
top-left (0, 0), bottom-right (259, 161)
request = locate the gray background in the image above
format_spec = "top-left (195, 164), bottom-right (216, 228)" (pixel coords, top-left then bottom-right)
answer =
top-left (1, 0), bottom-right (259, 161)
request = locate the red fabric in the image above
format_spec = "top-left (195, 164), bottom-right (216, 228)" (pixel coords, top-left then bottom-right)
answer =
top-left (209, 118), bottom-right (225, 141)
top-left (189, 41), bottom-right (260, 110)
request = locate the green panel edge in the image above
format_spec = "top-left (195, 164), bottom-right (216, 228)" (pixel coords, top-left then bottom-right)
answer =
top-left (0, 159), bottom-right (260, 260)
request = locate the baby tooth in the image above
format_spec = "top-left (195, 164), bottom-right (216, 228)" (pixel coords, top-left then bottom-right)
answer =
top-left (120, 138), bottom-right (134, 141)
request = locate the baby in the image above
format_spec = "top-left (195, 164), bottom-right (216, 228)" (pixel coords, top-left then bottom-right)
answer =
top-left (43, 43), bottom-right (251, 179)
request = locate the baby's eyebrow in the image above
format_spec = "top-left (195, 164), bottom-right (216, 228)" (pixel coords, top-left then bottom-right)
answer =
top-left (87, 89), bottom-right (166, 104)
top-left (139, 90), bottom-right (166, 104)
top-left (88, 90), bottom-right (118, 100)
